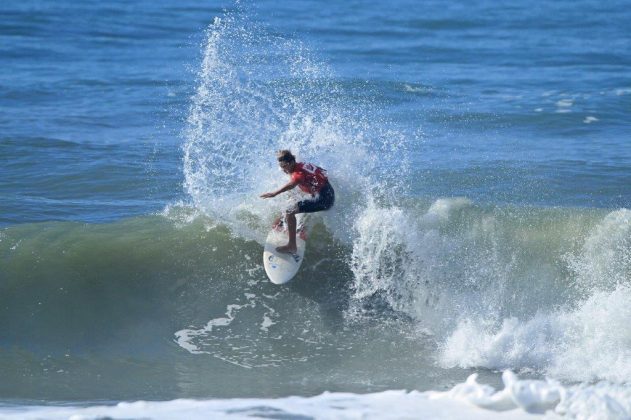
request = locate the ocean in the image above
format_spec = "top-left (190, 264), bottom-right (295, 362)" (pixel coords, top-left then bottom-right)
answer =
top-left (1, 0), bottom-right (630, 418)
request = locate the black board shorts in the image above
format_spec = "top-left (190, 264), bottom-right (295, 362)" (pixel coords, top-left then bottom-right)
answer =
top-left (295, 182), bottom-right (335, 214)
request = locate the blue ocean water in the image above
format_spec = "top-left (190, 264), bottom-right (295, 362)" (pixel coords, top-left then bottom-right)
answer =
top-left (2, 0), bottom-right (630, 226)
top-left (1, 0), bottom-right (631, 418)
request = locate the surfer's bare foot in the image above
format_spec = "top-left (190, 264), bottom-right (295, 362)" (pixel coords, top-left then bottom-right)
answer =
top-left (276, 244), bottom-right (297, 254)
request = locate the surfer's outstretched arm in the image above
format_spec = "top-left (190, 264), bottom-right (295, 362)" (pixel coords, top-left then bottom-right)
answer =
top-left (260, 180), bottom-right (297, 199)
top-left (260, 178), bottom-right (300, 254)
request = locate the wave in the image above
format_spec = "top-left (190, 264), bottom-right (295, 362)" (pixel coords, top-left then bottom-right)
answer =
top-left (347, 197), bottom-right (631, 384)
top-left (2, 203), bottom-right (630, 384)
top-left (3, 10), bottom-right (630, 400)
top-left (0, 212), bottom-right (349, 353)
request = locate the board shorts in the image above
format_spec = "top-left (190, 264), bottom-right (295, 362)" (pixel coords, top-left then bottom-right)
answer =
top-left (293, 182), bottom-right (335, 214)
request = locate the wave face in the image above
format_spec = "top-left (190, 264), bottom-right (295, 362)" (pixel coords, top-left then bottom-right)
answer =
top-left (2, 203), bottom-right (630, 400)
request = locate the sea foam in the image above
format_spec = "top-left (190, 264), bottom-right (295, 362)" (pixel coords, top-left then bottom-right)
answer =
top-left (4, 371), bottom-right (631, 419)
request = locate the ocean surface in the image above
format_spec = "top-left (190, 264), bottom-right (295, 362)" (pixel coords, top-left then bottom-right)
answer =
top-left (1, 0), bottom-right (630, 418)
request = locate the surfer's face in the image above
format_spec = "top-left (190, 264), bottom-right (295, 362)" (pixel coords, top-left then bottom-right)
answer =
top-left (279, 160), bottom-right (294, 173)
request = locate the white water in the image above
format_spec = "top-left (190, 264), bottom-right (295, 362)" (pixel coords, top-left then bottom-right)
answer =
top-left (6, 371), bottom-right (631, 419)
top-left (438, 209), bottom-right (631, 383)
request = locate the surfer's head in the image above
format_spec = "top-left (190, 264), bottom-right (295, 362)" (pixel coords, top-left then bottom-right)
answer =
top-left (277, 150), bottom-right (296, 173)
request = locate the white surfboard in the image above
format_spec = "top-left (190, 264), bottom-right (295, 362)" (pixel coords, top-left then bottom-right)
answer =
top-left (263, 216), bottom-right (307, 284)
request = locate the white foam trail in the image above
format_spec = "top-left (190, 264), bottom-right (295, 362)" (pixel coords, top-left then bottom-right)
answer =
top-left (175, 299), bottom-right (256, 356)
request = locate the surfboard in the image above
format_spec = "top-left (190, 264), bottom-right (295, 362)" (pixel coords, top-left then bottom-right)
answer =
top-left (263, 215), bottom-right (307, 284)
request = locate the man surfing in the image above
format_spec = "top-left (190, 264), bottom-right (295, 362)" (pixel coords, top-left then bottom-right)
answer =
top-left (260, 150), bottom-right (335, 254)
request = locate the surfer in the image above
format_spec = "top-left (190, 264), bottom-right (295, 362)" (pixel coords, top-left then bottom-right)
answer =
top-left (260, 150), bottom-right (335, 254)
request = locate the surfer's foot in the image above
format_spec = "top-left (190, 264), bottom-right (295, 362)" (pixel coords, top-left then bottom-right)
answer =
top-left (276, 244), bottom-right (297, 254)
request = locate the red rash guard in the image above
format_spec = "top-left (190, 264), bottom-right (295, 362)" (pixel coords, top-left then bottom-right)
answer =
top-left (290, 162), bottom-right (328, 195)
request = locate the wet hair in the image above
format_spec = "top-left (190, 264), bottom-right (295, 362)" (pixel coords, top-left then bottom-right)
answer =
top-left (276, 149), bottom-right (296, 163)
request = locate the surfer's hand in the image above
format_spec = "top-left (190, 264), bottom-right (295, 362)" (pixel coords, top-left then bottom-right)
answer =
top-left (260, 192), bottom-right (276, 199)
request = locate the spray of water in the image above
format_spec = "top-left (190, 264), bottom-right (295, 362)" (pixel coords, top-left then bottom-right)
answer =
top-left (182, 11), bottom-right (410, 252)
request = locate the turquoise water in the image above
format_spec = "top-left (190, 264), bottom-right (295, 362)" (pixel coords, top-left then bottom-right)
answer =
top-left (1, 0), bottom-right (631, 415)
